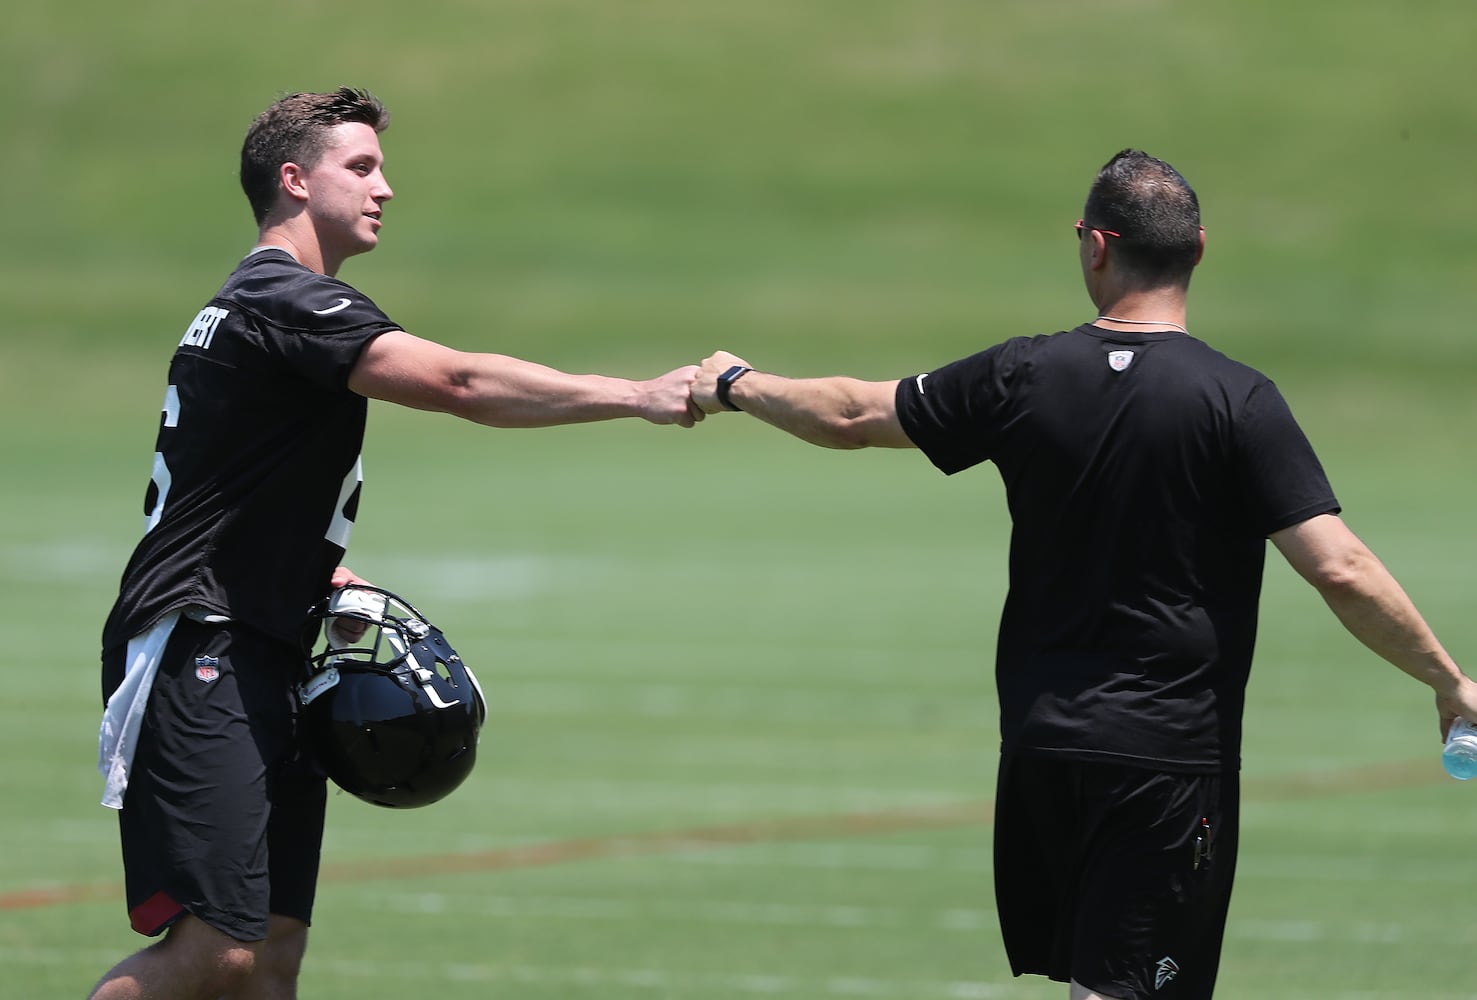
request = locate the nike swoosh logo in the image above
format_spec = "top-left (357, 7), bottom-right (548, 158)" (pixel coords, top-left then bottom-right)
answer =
top-left (915, 373), bottom-right (929, 393)
top-left (312, 297), bottom-right (352, 316)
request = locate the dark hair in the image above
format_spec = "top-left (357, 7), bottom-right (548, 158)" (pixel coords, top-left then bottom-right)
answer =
top-left (240, 88), bottom-right (391, 225)
top-left (1082, 149), bottom-right (1201, 286)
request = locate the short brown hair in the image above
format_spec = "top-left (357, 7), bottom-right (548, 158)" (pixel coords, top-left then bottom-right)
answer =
top-left (240, 88), bottom-right (390, 225)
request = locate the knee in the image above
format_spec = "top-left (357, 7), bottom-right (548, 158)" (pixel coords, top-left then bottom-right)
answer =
top-left (162, 925), bottom-right (260, 994)
top-left (215, 942), bottom-right (260, 985)
top-left (85, 917), bottom-right (259, 1000)
top-left (162, 917), bottom-right (261, 992)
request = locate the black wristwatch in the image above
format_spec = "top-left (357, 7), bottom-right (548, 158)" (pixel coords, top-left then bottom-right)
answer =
top-left (715, 365), bottom-right (752, 411)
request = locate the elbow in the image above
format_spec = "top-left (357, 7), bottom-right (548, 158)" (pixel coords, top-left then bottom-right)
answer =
top-left (806, 412), bottom-right (882, 450)
top-left (820, 394), bottom-right (897, 449)
top-left (439, 371), bottom-right (482, 418)
top-left (824, 417), bottom-right (873, 450)
top-left (431, 367), bottom-right (511, 424)
top-left (1307, 547), bottom-right (1381, 601)
top-left (356, 361), bottom-right (482, 420)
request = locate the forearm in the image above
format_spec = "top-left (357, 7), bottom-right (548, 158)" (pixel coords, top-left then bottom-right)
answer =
top-left (436, 356), bottom-right (646, 428)
top-left (349, 332), bottom-right (695, 428)
top-left (722, 370), bottom-right (911, 450)
top-left (1273, 516), bottom-right (1464, 698)
top-left (1315, 552), bottom-right (1463, 696)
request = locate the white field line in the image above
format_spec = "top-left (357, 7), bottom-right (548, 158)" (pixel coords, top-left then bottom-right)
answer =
top-left (0, 543), bottom-right (575, 600)
top-left (311, 955), bottom-right (1014, 998)
top-left (358, 889), bottom-right (995, 932)
top-left (0, 541), bottom-right (133, 582)
top-left (497, 679), bottom-right (987, 724)
top-left (315, 834), bottom-right (993, 874)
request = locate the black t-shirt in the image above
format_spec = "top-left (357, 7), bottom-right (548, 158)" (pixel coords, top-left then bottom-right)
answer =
top-left (895, 325), bottom-right (1339, 772)
top-left (101, 249), bottom-right (401, 652)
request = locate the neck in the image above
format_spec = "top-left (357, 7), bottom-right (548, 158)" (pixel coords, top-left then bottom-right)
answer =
top-left (255, 224), bottom-right (333, 276)
top-left (1090, 288), bottom-right (1189, 333)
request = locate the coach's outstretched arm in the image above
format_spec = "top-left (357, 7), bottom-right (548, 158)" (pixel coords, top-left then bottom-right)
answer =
top-left (690, 350), bottom-right (913, 449)
top-left (350, 331), bottom-right (704, 428)
top-left (1271, 513), bottom-right (1477, 735)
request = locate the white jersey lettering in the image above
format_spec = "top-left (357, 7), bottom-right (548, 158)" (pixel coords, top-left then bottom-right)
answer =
top-left (180, 306), bottom-right (229, 350)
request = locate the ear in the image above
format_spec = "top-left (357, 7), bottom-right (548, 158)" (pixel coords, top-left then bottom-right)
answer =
top-left (1087, 229), bottom-right (1111, 271)
top-left (1193, 226), bottom-right (1206, 266)
top-left (279, 161), bottom-right (310, 204)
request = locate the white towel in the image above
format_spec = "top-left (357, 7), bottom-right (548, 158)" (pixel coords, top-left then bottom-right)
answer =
top-left (97, 611), bottom-right (181, 810)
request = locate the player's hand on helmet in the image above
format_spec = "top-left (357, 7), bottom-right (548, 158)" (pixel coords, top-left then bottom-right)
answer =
top-left (330, 566), bottom-right (372, 590)
top-left (325, 567), bottom-right (375, 644)
top-left (640, 365), bottom-right (705, 428)
top-left (691, 351), bottom-right (753, 414)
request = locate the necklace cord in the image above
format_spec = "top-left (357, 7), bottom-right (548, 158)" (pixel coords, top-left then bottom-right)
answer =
top-left (1094, 315), bottom-right (1189, 334)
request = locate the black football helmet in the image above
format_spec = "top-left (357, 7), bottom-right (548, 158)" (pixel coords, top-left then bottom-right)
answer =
top-left (298, 585), bottom-right (486, 808)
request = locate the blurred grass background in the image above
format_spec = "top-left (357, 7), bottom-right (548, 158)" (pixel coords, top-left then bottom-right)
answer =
top-left (3, 1), bottom-right (1475, 996)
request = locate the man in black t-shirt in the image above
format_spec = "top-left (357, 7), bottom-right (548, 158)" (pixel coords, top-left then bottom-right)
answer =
top-left (91, 88), bottom-right (704, 1000)
top-left (689, 150), bottom-right (1476, 999)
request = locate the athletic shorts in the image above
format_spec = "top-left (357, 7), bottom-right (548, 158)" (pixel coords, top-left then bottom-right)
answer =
top-left (102, 615), bottom-right (328, 941)
top-left (993, 753), bottom-right (1239, 999)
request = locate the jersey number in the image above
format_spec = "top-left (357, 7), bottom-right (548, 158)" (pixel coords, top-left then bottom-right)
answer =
top-left (143, 385), bottom-right (181, 534)
top-left (142, 384), bottom-right (362, 549)
top-left (326, 458), bottom-right (363, 550)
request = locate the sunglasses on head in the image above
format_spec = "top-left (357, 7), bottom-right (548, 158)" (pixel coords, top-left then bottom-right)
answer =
top-left (1075, 220), bottom-right (1206, 240)
top-left (1075, 219), bottom-right (1122, 239)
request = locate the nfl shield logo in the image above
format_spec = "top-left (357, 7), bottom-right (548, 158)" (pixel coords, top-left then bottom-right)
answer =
top-left (1107, 350), bottom-right (1135, 372)
top-left (195, 655), bottom-right (220, 683)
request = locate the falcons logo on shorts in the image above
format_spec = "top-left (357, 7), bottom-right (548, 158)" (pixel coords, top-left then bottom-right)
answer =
top-left (1155, 956), bottom-right (1180, 990)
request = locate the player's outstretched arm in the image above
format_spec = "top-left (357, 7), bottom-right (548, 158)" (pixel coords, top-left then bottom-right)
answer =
top-left (690, 350), bottom-right (913, 450)
top-left (349, 331), bottom-right (703, 428)
top-left (1271, 513), bottom-right (1477, 735)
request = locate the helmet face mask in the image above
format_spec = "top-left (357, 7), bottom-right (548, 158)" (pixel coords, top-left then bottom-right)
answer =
top-left (299, 585), bottom-right (486, 808)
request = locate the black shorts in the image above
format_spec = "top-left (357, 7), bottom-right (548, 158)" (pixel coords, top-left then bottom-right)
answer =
top-left (104, 615), bottom-right (327, 941)
top-left (993, 753), bottom-right (1239, 999)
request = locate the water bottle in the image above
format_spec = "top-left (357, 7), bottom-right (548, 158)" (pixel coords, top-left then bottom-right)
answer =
top-left (1442, 717), bottom-right (1477, 780)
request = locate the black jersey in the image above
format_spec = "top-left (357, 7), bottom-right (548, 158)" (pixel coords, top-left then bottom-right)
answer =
top-left (895, 325), bottom-right (1339, 772)
top-left (101, 249), bottom-right (401, 652)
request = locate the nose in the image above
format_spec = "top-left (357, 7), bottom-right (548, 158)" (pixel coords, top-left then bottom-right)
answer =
top-left (374, 171), bottom-right (393, 203)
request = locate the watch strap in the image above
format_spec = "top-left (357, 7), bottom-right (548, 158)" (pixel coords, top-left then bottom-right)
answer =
top-left (716, 365), bottom-right (752, 411)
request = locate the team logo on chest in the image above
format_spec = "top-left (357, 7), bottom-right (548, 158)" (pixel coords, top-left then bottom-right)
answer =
top-left (195, 655), bottom-right (220, 683)
top-left (1107, 349), bottom-right (1135, 372)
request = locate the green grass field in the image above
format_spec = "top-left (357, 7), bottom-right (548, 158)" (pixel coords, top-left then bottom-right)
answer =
top-left (4, 2), bottom-right (1477, 996)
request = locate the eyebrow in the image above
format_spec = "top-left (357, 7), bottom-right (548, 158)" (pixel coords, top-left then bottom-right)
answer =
top-left (341, 150), bottom-right (383, 167)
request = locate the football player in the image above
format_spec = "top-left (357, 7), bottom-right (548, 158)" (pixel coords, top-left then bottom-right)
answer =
top-left (91, 88), bottom-right (701, 1000)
